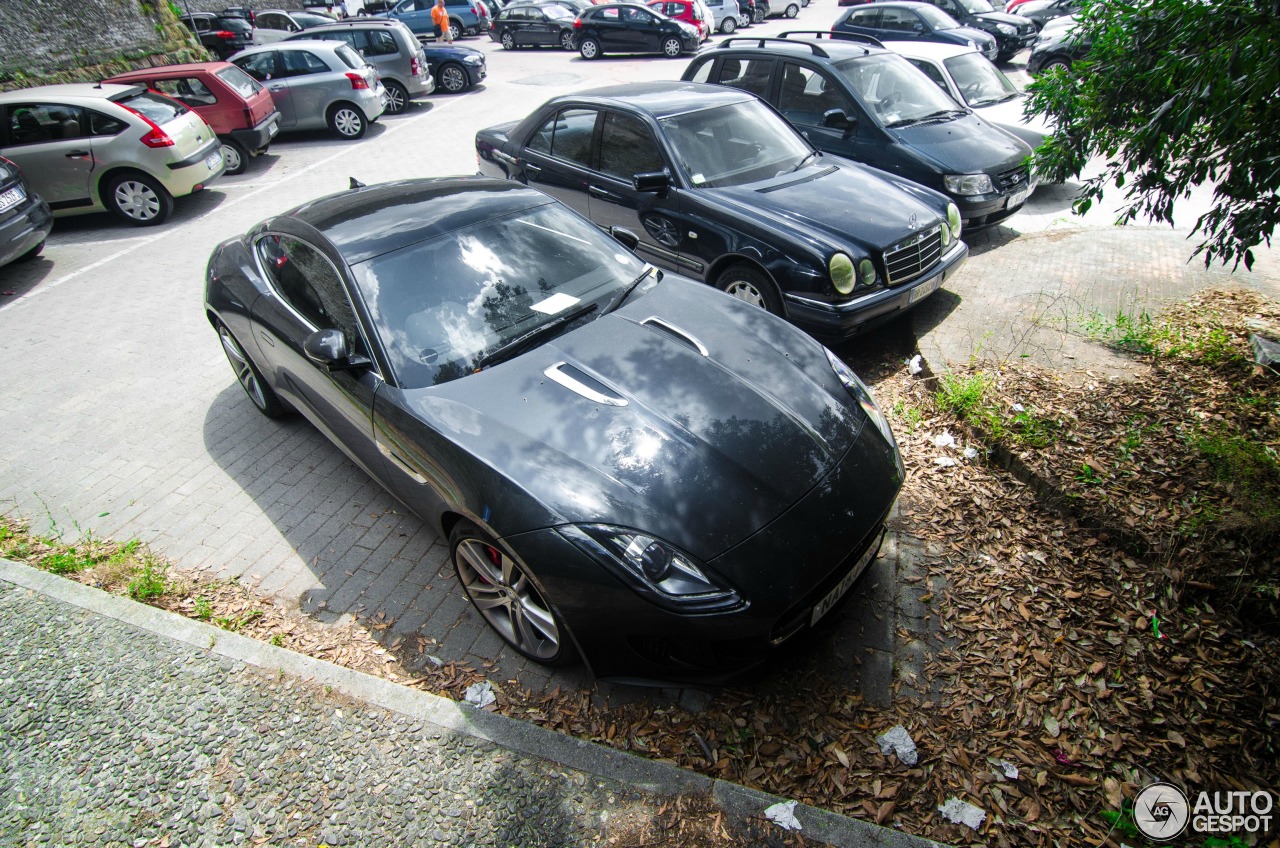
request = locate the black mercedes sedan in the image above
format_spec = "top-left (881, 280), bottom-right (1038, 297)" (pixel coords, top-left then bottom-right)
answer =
top-left (491, 2), bottom-right (578, 49)
top-left (570, 3), bottom-right (702, 59)
top-left (204, 177), bottom-right (904, 682)
top-left (476, 81), bottom-right (968, 340)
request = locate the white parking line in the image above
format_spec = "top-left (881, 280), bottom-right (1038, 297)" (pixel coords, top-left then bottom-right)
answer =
top-left (0, 100), bottom-right (457, 315)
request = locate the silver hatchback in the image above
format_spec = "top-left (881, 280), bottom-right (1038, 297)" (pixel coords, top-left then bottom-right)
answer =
top-left (0, 83), bottom-right (224, 226)
top-left (284, 19), bottom-right (434, 114)
top-left (230, 40), bottom-right (387, 139)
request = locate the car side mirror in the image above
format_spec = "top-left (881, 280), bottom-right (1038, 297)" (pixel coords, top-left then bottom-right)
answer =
top-left (822, 108), bottom-right (856, 137)
top-left (304, 329), bottom-right (372, 372)
top-left (632, 171), bottom-right (670, 194)
top-left (610, 226), bottom-right (640, 251)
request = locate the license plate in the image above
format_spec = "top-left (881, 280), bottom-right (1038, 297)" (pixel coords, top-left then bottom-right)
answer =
top-left (810, 536), bottom-right (880, 626)
top-left (204, 150), bottom-right (223, 171)
top-left (0, 185), bottom-right (25, 212)
top-left (1008, 186), bottom-right (1029, 209)
top-left (267, 120), bottom-right (278, 139)
top-left (908, 272), bottom-right (942, 305)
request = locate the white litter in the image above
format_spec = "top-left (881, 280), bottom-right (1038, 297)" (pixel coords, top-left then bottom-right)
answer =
top-left (938, 797), bottom-right (986, 831)
top-left (908, 354), bottom-right (924, 375)
top-left (934, 457), bottom-right (959, 467)
top-left (764, 800), bottom-right (802, 831)
top-left (1012, 403), bottom-right (1026, 412)
top-left (464, 680), bottom-right (496, 708)
top-left (963, 446), bottom-right (979, 460)
top-left (933, 431), bottom-right (956, 448)
top-left (989, 758), bottom-right (1019, 780)
top-left (875, 724), bottom-right (919, 766)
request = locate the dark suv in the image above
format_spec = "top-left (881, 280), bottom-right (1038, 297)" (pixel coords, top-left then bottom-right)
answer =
top-left (917, 0), bottom-right (1035, 61)
top-left (683, 33), bottom-right (1036, 228)
top-left (181, 12), bottom-right (255, 59)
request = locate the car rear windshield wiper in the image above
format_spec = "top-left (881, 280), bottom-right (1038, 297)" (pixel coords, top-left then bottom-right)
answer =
top-left (474, 302), bottom-right (599, 371)
top-left (884, 109), bottom-right (966, 128)
top-left (602, 267), bottom-right (657, 316)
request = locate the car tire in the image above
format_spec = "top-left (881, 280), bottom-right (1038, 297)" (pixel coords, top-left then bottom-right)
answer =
top-left (383, 79), bottom-right (410, 114)
top-left (661, 35), bottom-right (682, 57)
top-left (784, 2), bottom-right (799, 16)
top-left (16, 239), bottom-right (44, 262)
top-left (716, 264), bottom-right (782, 314)
top-left (438, 62), bottom-right (469, 93)
top-left (560, 29), bottom-right (574, 49)
top-left (449, 18), bottom-right (463, 40)
top-left (103, 171), bottom-right (174, 226)
top-left (752, 8), bottom-right (764, 22)
top-left (216, 320), bottom-right (288, 418)
top-left (578, 36), bottom-right (601, 58)
top-left (450, 520), bottom-right (577, 665)
top-left (500, 29), bottom-right (515, 49)
top-left (220, 139), bottom-right (248, 176)
top-left (1040, 56), bottom-right (1071, 73)
top-left (720, 15), bottom-right (737, 32)
top-left (327, 102), bottom-right (368, 138)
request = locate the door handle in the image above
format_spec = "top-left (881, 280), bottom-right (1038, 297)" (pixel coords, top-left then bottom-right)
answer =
top-left (65, 150), bottom-right (90, 159)
top-left (588, 185), bottom-right (619, 200)
top-left (268, 84), bottom-right (286, 91)
top-left (524, 163), bottom-right (542, 176)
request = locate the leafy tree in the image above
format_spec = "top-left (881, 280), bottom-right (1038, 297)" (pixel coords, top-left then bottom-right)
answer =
top-left (1026, 0), bottom-right (1280, 269)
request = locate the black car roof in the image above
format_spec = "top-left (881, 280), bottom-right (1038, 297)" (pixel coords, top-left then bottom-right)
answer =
top-left (287, 177), bottom-right (555, 265)
top-left (550, 81), bottom-right (754, 119)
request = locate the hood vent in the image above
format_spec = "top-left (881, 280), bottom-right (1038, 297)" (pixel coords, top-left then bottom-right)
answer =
top-left (544, 362), bottom-right (628, 407)
top-left (640, 316), bottom-right (709, 357)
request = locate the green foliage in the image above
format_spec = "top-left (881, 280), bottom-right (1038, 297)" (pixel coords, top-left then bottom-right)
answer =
top-left (127, 557), bottom-right (168, 601)
top-left (935, 371), bottom-right (1060, 447)
top-left (1079, 308), bottom-right (1157, 354)
top-left (935, 371), bottom-right (992, 420)
top-left (890, 399), bottom-right (924, 431)
top-left (1197, 430), bottom-right (1280, 522)
top-left (41, 551), bottom-right (94, 575)
top-left (193, 596), bottom-right (213, 621)
top-left (1026, 0), bottom-right (1280, 270)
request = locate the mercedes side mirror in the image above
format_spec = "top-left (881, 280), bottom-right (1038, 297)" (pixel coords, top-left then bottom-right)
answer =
top-left (632, 171), bottom-right (670, 194)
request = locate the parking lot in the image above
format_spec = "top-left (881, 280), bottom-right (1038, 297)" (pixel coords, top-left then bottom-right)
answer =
top-left (0, 3), bottom-right (1268, 703)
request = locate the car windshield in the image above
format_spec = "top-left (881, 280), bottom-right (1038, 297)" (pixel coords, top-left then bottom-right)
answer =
top-left (835, 54), bottom-right (964, 127)
top-left (353, 203), bottom-right (649, 388)
top-left (955, 0), bottom-right (995, 12)
top-left (915, 5), bottom-right (959, 28)
top-left (215, 65), bottom-right (264, 97)
top-left (659, 100), bottom-right (812, 188)
top-left (943, 51), bottom-right (1018, 106)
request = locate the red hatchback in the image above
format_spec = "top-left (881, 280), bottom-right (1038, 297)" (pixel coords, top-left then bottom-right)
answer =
top-left (103, 62), bottom-right (281, 176)
top-left (647, 0), bottom-right (708, 40)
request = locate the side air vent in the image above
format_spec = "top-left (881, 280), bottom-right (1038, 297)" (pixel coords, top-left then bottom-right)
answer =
top-left (640, 317), bottom-right (709, 356)
top-left (544, 362), bottom-right (628, 406)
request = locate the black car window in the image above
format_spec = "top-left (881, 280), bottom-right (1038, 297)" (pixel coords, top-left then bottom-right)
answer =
top-left (878, 8), bottom-right (923, 32)
top-left (187, 15), bottom-right (211, 31)
top-left (216, 65), bottom-right (266, 98)
top-left (152, 77), bottom-right (219, 108)
top-left (529, 108), bottom-right (597, 167)
top-left (598, 112), bottom-right (665, 179)
top-left (234, 52), bottom-right (279, 82)
top-left (835, 54), bottom-right (959, 123)
top-left (843, 8), bottom-right (880, 26)
top-left (352, 203), bottom-right (648, 389)
top-left (5, 104), bottom-right (87, 146)
top-left (281, 49), bottom-right (331, 76)
top-left (593, 7), bottom-right (622, 20)
top-left (214, 15), bottom-right (254, 31)
top-left (316, 30), bottom-right (362, 50)
top-left (714, 56), bottom-right (775, 99)
top-left (367, 29), bottom-right (401, 55)
top-left (89, 110), bottom-right (127, 136)
top-left (660, 100), bottom-right (810, 187)
top-left (778, 63), bottom-right (854, 125)
top-left (256, 235), bottom-right (367, 356)
top-left (930, 0), bottom-right (962, 17)
top-left (257, 12), bottom-right (290, 29)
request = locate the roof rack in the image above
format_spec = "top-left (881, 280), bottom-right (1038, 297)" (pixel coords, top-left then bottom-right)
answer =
top-left (779, 30), bottom-right (885, 49)
top-left (715, 36), bottom-right (829, 57)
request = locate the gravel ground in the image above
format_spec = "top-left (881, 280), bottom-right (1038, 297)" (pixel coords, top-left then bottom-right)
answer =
top-left (0, 580), bottom-right (657, 848)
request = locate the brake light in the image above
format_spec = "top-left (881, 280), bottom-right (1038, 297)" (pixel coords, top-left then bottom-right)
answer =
top-left (410, 55), bottom-right (422, 75)
top-left (573, 16), bottom-right (582, 26)
top-left (346, 72), bottom-right (370, 90)
top-left (121, 104), bottom-right (176, 148)
top-left (214, 29), bottom-right (237, 38)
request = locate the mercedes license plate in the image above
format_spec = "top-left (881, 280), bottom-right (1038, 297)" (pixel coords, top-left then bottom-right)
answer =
top-left (0, 185), bottom-right (26, 212)
top-left (908, 272), bottom-right (942, 305)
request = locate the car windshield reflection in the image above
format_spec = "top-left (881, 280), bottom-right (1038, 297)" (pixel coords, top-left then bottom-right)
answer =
top-left (353, 203), bottom-right (648, 388)
top-left (836, 55), bottom-right (963, 126)
top-left (659, 100), bottom-right (813, 188)
top-left (944, 52), bottom-right (1020, 106)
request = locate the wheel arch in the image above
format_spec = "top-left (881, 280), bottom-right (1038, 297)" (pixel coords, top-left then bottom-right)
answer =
top-left (93, 165), bottom-right (169, 209)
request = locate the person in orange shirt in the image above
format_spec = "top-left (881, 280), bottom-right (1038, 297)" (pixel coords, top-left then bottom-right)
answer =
top-left (431, 0), bottom-right (453, 42)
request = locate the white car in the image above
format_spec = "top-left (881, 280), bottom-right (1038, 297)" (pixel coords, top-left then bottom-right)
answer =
top-left (251, 8), bottom-right (341, 43)
top-left (883, 40), bottom-right (1051, 149)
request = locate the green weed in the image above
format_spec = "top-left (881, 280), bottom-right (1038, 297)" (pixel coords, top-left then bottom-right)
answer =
top-left (127, 557), bottom-right (168, 602)
top-left (890, 399), bottom-right (924, 431)
top-left (41, 551), bottom-right (94, 575)
top-left (193, 596), bottom-right (213, 621)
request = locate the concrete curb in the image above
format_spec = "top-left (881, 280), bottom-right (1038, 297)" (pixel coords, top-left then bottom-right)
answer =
top-left (0, 558), bottom-right (946, 848)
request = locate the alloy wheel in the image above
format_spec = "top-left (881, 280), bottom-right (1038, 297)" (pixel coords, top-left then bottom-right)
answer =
top-left (219, 325), bottom-right (268, 412)
top-left (455, 538), bottom-right (561, 660)
top-left (384, 81), bottom-right (408, 113)
top-left (724, 280), bottom-right (766, 307)
top-left (662, 36), bottom-right (682, 57)
top-left (501, 30), bottom-right (515, 49)
top-left (440, 64), bottom-right (468, 92)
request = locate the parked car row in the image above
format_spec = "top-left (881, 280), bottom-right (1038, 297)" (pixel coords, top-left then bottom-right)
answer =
top-left (830, 0), bottom-right (1037, 64)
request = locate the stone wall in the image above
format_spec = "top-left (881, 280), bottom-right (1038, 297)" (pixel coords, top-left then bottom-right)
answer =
top-left (0, 0), bottom-right (208, 90)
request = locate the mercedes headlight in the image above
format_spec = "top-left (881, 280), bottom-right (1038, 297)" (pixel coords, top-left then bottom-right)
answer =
top-left (830, 253), bottom-right (855, 295)
top-left (940, 221), bottom-right (952, 248)
top-left (944, 173), bottom-right (995, 196)
top-left (824, 347), bottom-right (896, 447)
top-left (859, 257), bottom-right (876, 287)
top-left (996, 23), bottom-right (1015, 35)
top-left (561, 525), bottom-right (742, 612)
top-left (947, 202), bottom-right (963, 240)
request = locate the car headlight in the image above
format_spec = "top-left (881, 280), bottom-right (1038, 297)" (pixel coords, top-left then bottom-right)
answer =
top-left (824, 347), bottom-right (896, 448)
top-left (940, 221), bottom-right (952, 248)
top-left (996, 23), bottom-right (1015, 35)
top-left (463, 55), bottom-right (483, 64)
top-left (830, 253), bottom-right (855, 295)
top-left (561, 525), bottom-right (742, 612)
top-left (858, 257), bottom-right (877, 288)
top-left (947, 202), bottom-right (963, 240)
top-left (944, 173), bottom-right (994, 196)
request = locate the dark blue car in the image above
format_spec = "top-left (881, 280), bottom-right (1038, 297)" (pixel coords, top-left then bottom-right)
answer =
top-left (833, 1), bottom-right (998, 61)
top-left (0, 156), bottom-right (53, 268)
top-left (381, 0), bottom-right (485, 39)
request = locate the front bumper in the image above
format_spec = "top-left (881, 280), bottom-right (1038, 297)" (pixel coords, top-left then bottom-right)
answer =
top-left (228, 110), bottom-right (281, 153)
top-left (505, 429), bottom-right (903, 684)
top-left (993, 29), bottom-right (1037, 56)
top-left (953, 176), bottom-right (1037, 228)
top-left (783, 239), bottom-right (968, 341)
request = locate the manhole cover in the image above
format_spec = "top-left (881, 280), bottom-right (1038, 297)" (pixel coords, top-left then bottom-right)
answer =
top-left (512, 73), bottom-right (584, 86)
